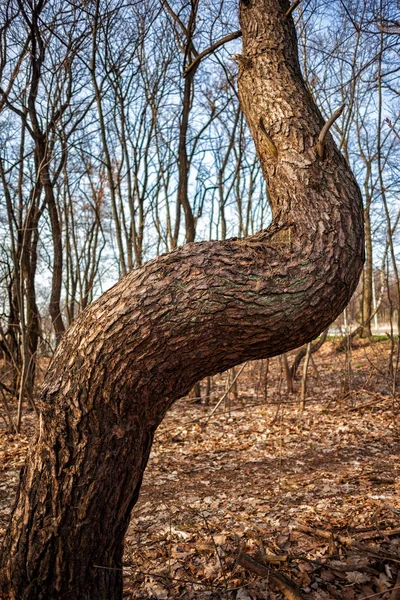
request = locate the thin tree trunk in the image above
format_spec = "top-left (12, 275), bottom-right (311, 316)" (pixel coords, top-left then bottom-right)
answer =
top-left (230, 367), bottom-right (239, 403)
top-left (362, 204), bottom-right (373, 336)
top-left (301, 342), bottom-right (312, 411)
top-left (291, 328), bottom-right (328, 378)
top-left (263, 359), bottom-right (270, 402)
top-left (42, 169), bottom-right (66, 344)
top-left (282, 353), bottom-right (294, 393)
top-left (174, 69), bottom-right (197, 245)
top-left (172, 0), bottom-right (199, 248)
top-left (190, 381), bottom-right (201, 402)
top-left (205, 376), bottom-right (211, 405)
top-left (0, 1), bottom-right (364, 598)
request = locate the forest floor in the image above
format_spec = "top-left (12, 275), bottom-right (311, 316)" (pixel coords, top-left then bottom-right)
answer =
top-left (1, 339), bottom-right (400, 599)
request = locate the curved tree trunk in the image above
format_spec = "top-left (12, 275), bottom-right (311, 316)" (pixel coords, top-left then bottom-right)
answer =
top-left (0, 1), bottom-right (364, 598)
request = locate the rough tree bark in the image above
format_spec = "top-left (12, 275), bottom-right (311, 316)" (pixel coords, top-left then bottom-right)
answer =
top-left (0, 0), bottom-right (364, 598)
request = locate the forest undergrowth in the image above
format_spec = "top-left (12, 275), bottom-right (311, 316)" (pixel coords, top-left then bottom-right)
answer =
top-left (1, 339), bottom-right (399, 599)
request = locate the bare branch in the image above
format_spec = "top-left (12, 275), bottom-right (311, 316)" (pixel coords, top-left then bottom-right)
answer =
top-left (160, 0), bottom-right (198, 58)
top-left (285, 0), bottom-right (302, 19)
top-left (376, 20), bottom-right (400, 35)
top-left (317, 104), bottom-right (345, 159)
top-left (184, 30), bottom-right (242, 77)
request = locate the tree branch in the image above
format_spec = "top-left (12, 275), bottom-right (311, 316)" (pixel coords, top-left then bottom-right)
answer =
top-left (316, 104), bottom-right (345, 159)
top-left (285, 0), bottom-right (302, 19)
top-left (184, 30), bottom-right (242, 77)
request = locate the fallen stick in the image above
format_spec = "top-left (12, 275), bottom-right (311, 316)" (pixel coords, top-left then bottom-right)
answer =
top-left (295, 524), bottom-right (400, 543)
top-left (294, 524), bottom-right (400, 563)
top-left (294, 524), bottom-right (353, 545)
top-left (355, 527), bottom-right (400, 541)
top-left (237, 550), bottom-right (304, 600)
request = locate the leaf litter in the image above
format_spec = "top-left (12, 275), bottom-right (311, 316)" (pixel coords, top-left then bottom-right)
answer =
top-left (0, 339), bottom-right (399, 599)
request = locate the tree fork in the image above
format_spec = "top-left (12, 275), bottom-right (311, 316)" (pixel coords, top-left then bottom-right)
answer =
top-left (0, 0), bottom-right (364, 598)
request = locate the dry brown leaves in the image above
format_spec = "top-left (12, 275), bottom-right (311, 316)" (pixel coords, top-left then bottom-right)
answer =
top-left (0, 340), bottom-right (399, 599)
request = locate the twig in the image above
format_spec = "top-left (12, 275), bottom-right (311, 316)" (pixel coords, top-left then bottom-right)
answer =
top-left (349, 398), bottom-right (387, 411)
top-left (342, 389), bottom-right (390, 406)
top-left (204, 362), bottom-right (247, 426)
top-left (316, 104), bottom-right (345, 159)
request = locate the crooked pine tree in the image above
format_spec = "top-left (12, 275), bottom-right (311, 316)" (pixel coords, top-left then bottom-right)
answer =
top-left (0, 0), bottom-right (364, 598)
